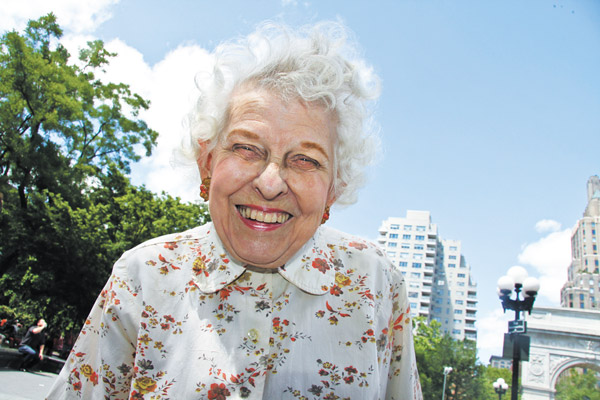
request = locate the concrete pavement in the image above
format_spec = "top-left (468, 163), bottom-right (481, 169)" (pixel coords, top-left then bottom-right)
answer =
top-left (0, 369), bottom-right (58, 400)
top-left (0, 347), bottom-right (62, 399)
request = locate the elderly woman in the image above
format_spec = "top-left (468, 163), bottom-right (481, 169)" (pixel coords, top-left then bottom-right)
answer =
top-left (48, 22), bottom-right (422, 399)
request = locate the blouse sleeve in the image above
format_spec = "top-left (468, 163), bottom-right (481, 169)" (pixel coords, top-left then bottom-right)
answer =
top-left (46, 256), bottom-right (141, 400)
top-left (385, 271), bottom-right (423, 400)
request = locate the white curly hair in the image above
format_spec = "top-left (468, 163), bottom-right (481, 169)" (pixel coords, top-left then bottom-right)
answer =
top-left (181, 21), bottom-right (380, 206)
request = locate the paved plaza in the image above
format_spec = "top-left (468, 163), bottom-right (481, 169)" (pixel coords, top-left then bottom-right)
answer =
top-left (0, 368), bottom-right (57, 400)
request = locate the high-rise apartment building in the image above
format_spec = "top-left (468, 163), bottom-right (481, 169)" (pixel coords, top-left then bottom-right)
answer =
top-left (377, 210), bottom-right (477, 341)
top-left (560, 175), bottom-right (600, 309)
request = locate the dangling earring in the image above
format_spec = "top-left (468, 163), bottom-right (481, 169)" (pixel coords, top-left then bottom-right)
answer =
top-left (321, 206), bottom-right (330, 224)
top-left (200, 177), bottom-right (211, 202)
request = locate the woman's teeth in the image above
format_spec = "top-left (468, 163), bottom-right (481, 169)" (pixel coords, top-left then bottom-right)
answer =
top-left (238, 206), bottom-right (291, 224)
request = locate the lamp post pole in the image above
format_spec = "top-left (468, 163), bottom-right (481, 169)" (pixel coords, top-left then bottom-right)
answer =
top-left (497, 266), bottom-right (540, 400)
top-left (441, 366), bottom-right (452, 400)
top-left (493, 378), bottom-right (509, 400)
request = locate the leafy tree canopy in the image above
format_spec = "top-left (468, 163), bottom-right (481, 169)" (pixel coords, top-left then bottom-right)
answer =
top-left (555, 368), bottom-right (600, 400)
top-left (0, 14), bottom-right (209, 340)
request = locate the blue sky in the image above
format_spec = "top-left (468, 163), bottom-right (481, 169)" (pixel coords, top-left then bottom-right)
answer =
top-left (2, 0), bottom-right (599, 363)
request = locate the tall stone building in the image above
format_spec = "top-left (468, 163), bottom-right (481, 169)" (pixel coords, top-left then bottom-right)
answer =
top-left (378, 210), bottom-right (477, 341)
top-left (560, 176), bottom-right (600, 309)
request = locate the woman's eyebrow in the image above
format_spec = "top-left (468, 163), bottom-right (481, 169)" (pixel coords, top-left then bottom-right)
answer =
top-left (227, 130), bottom-right (260, 141)
top-left (300, 141), bottom-right (329, 159)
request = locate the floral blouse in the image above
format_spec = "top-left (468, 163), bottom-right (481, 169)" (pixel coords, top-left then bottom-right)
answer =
top-left (47, 223), bottom-right (422, 400)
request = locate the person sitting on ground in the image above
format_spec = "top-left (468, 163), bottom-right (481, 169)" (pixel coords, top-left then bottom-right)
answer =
top-left (18, 318), bottom-right (47, 371)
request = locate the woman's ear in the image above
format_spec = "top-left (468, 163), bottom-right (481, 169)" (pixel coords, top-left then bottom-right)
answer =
top-left (326, 185), bottom-right (338, 208)
top-left (196, 140), bottom-right (213, 179)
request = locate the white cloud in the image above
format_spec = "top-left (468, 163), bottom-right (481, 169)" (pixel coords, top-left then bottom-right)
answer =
top-left (517, 225), bottom-right (573, 305)
top-left (534, 219), bottom-right (562, 234)
top-left (95, 40), bottom-right (214, 202)
top-left (0, 0), bottom-right (118, 34)
top-left (476, 309), bottom-right (512, 364)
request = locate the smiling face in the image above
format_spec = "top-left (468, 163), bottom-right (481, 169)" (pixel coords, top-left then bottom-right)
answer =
top-left (200, 86), bottom-right (337, 269)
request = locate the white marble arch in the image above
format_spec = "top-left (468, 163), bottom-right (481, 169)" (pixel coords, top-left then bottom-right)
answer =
top-left (520, 306), bottom-right (600, 400)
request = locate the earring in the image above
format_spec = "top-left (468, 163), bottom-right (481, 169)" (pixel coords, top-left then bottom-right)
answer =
top-left (200, 177), bottom-right (211, 202)
top-left (321, 206), bottom-right (330, 224)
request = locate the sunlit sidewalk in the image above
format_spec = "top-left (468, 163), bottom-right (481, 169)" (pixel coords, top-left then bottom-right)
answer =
top-left (0, 369), bottom-right (57, 400)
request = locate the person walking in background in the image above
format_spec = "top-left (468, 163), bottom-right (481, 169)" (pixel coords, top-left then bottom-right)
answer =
top-left (18, 318), bottom-right (47, 371)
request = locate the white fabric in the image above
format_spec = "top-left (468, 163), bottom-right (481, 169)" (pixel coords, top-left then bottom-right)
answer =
top-left (47, 223), bottom-right (422, 400)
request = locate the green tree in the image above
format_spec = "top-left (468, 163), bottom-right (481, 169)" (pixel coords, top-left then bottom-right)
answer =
top-left (0, 14), bottom-right (209, 340)
top-left (555, 368), bottom-right (600, 400)
top-left (414, 317), bottom-right (487, 399)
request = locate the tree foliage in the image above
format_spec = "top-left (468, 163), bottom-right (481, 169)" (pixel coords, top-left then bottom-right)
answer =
top-left (555, 368), bottom-right (600, 400)
top-left (414, 317), bottom-right (487, 399)
top-left (0, 14), bottom-right (209, 340)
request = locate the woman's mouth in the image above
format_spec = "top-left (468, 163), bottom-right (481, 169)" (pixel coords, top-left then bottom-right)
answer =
top-left (237, 205), bottom-right (292, 224)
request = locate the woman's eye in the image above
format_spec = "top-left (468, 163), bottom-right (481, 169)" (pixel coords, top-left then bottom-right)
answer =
top-left (232, 144), bottom-right (262, 159)
top-left (290, 155), bottom-right (321, 170)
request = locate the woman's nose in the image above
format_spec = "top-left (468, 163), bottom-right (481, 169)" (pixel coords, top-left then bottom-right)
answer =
top-left (253, 162), bottom-right (288, 200)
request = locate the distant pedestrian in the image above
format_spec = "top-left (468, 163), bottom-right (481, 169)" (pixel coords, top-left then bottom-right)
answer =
top-left (17, 318), bottom-right (47, 371)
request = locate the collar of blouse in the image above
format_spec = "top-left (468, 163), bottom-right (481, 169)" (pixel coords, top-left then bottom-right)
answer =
top-left (190, 223), bottom-right (336, 295)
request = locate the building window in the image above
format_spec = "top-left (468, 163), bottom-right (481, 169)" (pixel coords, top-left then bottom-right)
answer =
top-left (414, 244), bottom-right (424, 250)
top-left (449, 255), bottom-right (457, 260)
top-left (450, 246), bottom-right (458, 251)
top-left (414, 253), bottom-right (424, 259)
top-left (402, 234), bottom-right (411, 240)
top-left (401, 243), bottom-right (410, 249)
top-left (458, 273), bottom-right (466, 278)
top-left (411, 272), bottom-right (421, 278)
top-left (452, 329), bottom-right (461, 335)
top-left (389, 233), bottom-right (398, 239)
top-left (415, 235), bottom-right (425, 241)
top-left (448, 264), bottom-right (456, 268)
top-left (416, 225), bottom-right (426, 232)
top-left (412, 263), bottom-right (422, 268)
top-left (408, 292), bottom-right (419, 298)
top-left (399, 261), bottom-right (408, 267)
top-left (455, 300), bottom-right (464, 305)
top-left (454, 309), bottom-right (463, 314)
top-left (404, 225), bottom-right (412, 230)
top-left (400, 252), bottom-right (409, 258)
top-left (390, 224), bottom-right (399, 230)
top-left (387, 251), bottom-right (396, 257)
top-left (388, 242), bottom-right (397, 248)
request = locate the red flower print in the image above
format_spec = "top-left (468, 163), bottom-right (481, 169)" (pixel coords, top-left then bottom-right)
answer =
top-left (344, 366), bottom-right (358, 374)
top-left (208, 383), bottom-right (231, 400)
top-left (164, 242), bottom-right (178, 250)
top-left (343, 376), bottom-right (354, 384)
top-left (164, 315), bottom-right (175, 323)
top-left (73, 382), bottom-right (82, 391)
top-left (348, 241), bottom-right (368, 250)
top-left (365, 329), bottom-right (374, 336)
top-left (312, 258), bottom-right (330, 273)
top-left (219, 287), bottom-right (232, 300)
top-left (329, 285), bottom-right (343, 296)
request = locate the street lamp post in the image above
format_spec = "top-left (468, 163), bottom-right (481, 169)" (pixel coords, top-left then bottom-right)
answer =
top-left (497, 266), bottom-right (540, 400)
top-left (493, 378), bottom-right (509, 400)
top-left (441, 366), bottom-right (452, 400)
